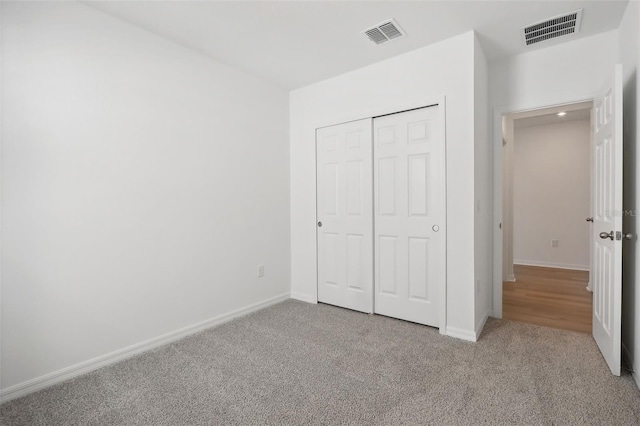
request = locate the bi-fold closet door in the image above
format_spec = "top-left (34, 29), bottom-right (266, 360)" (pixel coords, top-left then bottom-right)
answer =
top-left (316, 106), bottom-right (444, 327)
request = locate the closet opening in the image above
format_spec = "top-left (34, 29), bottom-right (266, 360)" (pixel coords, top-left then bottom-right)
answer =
top-left (315, 103), bottom-right (447, 330)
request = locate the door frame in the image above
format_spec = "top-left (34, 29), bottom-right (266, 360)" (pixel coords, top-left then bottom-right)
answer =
top-left (492, 95), bottom-right (595, 318)
top-left (314, 95), bottom-right (448, 334)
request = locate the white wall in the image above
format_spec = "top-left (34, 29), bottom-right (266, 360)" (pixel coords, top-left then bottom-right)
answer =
top-left (512, 119), bottom-right (591, 270)
top-left (290, 32), bottom-right (478, 337)
top-left (473, 35), bottom-right (492, 333)
top-left (618, 0), bottom-right (640, 390)
top-left (491, 30), bottom-right (618, 316)
top-left (1, 1), bottom-right (290, 394)
top-left (491, 31), bottom-right (618, 109)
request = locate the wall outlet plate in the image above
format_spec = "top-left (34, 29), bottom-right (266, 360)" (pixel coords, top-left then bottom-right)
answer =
top-left (257, 265), bottom-right (264, 278)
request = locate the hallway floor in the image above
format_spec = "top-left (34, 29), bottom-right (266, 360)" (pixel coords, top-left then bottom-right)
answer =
top-left (503, 264), bottom-right (592, 334)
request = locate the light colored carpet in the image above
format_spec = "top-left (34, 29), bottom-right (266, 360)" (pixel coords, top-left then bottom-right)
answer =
top-left (1, 300), bottom-right (639, 425)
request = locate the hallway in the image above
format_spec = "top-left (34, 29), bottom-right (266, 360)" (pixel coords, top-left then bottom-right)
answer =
top-left (503, 264), bottom-right (592, 334)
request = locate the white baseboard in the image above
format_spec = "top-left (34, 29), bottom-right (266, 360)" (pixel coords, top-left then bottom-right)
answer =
top-left (506, 274), bottom-right (516, 282)
top-left (445, 326), bottom-right (477, 342)
top-left (446, 311), bottom-right (489, 342)
top-left (0, 293), bottom-right (290, 404)
top-left (475, 311), bottom-right (490, 340)
top-left (622, 343), bottom-right (640, 391)
top-left (291, 292), bottom-right (317, 304)
top-left (514, 260), bottom-right (590, 271)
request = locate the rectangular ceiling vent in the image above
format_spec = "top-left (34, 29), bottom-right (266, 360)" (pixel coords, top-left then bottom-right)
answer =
top-left (363, 19), bottom-right (405, 45)
top-left (522, 9), bottom-right (583, 46)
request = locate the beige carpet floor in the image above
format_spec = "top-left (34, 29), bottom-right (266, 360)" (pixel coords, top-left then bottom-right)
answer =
top-left (1, 299), bottom-right (639, 425)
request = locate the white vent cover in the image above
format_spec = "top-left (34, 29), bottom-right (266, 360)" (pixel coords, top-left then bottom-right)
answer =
top-left (522, 9), bottom-right (583, 46)
top-left (363, 19), bottom-right (405, 45)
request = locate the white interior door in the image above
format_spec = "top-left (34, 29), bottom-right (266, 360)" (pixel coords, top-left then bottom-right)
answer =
top-left (316, 118), bottom-right (373, 313)
top-left (373, 106), bottom-right (445, 327)
top-left (592, 64), bottom-right (623, 376)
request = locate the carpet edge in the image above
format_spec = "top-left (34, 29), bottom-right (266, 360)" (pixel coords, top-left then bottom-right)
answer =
top-left (0, 292), bottom-right (290, 404)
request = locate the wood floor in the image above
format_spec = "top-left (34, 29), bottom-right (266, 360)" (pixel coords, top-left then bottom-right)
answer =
top-left (503, 264), bottom-right (592, 334)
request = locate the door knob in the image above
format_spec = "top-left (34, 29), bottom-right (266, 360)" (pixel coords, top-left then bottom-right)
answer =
top-left (318, 221), bottom-right (322, 227)
top-left (599, 231), bottom-right (614, 240)
top-left (586, 217), bottom-right (594, 222)
top-left (624, 233), bottom-right (633, 240)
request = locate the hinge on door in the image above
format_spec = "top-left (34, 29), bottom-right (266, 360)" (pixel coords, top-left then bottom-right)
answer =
top-left (616, 231), bottom-right (622, 241)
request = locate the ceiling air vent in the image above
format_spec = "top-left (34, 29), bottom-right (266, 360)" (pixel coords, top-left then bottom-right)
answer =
top-left (363, 19), bottom-right (405, 45)
top-left (522, 9), bottom-right (583, 46)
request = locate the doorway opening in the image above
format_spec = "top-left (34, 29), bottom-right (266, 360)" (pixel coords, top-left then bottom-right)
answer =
top-left (493, 66), bottom-right (623, 376)
top-left (500, 101), bottom-right (594, 334)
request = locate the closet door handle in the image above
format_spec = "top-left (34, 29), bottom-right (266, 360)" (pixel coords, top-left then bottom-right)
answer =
top-left (318, 221), bottom-right (322, 228)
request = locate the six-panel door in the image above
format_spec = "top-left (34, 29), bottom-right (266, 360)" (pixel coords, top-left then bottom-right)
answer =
top-left (316, 119), bottom-right (374, 313)
top-left (592, 65), bottom-right (623, 376)
top-left (373, 107), bottom-right (443, 327)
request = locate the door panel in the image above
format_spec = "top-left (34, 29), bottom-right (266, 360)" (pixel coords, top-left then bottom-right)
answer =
top-left (592, 65), bottom-right (623, 376)
top-left (408, 237), bottom-right (430, 301)
top-left (374, 106), bottom-right (444, 327)
top-left (346, 234), bottom-right (365, 291)
top-left (317, 119), bottom-right (373, 313)
top-left (408, 154), bottom-right (430, 216)
top-left (379, 236), bottom-right (398, 295)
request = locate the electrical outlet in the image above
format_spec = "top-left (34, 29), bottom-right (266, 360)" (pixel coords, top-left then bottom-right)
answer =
top-left (551, 239), bottom-right (559, 248)
top-left (257, 265), bottom-right (264, 278)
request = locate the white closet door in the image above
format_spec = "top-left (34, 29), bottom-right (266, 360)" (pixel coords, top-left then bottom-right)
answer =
top-left (374, 106), bottom-right (444, 327)
top-left (317, 118), bottom-right (373, 313)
